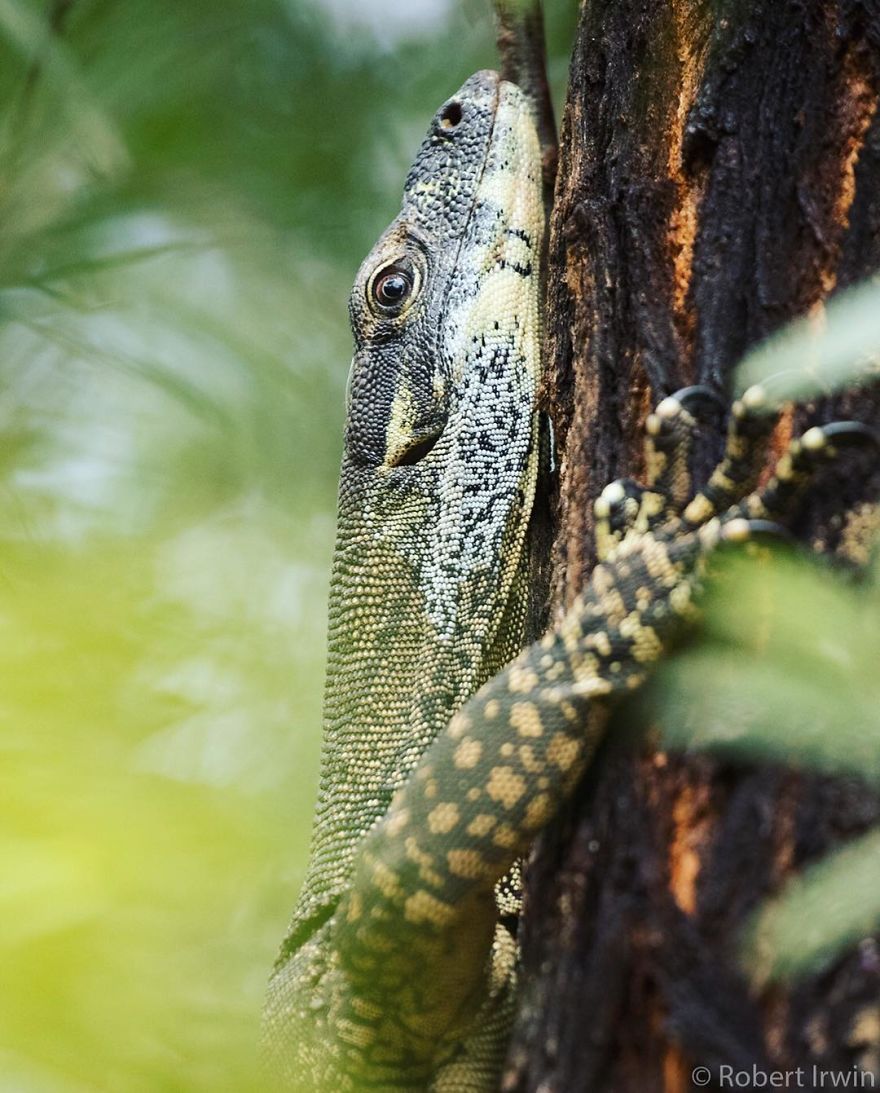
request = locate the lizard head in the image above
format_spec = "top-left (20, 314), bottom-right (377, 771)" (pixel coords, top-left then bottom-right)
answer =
top-left (298, 69), bottom-right (545, 921)
top-left (347, 69), bottom-right (540, 471)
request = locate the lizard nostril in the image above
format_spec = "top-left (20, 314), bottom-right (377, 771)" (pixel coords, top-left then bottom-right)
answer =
top-left (439, 102), bottom-right (463, 130)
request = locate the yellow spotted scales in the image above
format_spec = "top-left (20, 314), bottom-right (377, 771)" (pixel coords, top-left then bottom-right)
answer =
top-left (263, 69), bottom-right (873, 1092)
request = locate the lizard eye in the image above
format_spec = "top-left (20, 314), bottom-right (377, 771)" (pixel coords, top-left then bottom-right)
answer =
top-left (375, 270), bottom-right (410, 304)
top-left (367, 257), bottom-right (420, 316)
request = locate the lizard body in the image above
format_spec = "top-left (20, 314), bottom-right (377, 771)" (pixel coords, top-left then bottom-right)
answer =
top-left (264, 65), bottom-right (873, 1093)
top-left (264, 70), bottom-right (545, 1089)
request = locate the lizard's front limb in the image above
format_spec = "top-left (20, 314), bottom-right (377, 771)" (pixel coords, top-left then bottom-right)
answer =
top-left (595, 384), bottom-right (718, 560)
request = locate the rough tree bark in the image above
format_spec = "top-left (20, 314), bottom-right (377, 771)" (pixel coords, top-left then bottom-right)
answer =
top-left (504, 2), bottom-right (880, 1090)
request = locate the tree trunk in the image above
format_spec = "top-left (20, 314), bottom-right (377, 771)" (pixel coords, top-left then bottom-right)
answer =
top-left (504, 2), bottom-right (880, 1090)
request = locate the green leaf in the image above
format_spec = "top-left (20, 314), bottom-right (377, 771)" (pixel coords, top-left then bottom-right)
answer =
top-left (744, 830), bottom-right (880, 985)
top-left (652, 551), bottom-right (880, 778)
top-left (736, 276), bottom-right (880, 401)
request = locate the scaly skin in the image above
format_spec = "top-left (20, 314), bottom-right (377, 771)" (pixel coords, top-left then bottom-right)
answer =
top-left (263, 67), bottom-right (875, 1093)
top-left (263, 71), bottom-right (545, 1089)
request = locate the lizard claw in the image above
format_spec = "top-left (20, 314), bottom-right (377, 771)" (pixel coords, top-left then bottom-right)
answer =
top-left (718, 517), bottom-right (794, 545)
top-left (669, 384), bottom-right (726, 419)
top-left (807, 420), bottom-right (880, 451)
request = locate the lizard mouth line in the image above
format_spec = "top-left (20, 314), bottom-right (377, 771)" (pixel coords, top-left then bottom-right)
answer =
top-left (388, 429), bottom-right (444, 467)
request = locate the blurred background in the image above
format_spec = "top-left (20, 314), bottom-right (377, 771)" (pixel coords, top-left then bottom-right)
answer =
top-left (0, 0), bottom-right (576, 1089)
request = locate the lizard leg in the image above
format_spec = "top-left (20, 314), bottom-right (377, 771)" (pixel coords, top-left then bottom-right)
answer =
top-left (596, 385), bottom-right (720, 561)
top-left (679, 383), bottom-right (779, 528)
top-left (594, 478), bottom-right (651, 561)
top-left (428, 942), bottom-right (519, 1093)
top-left (723, 421), bottom-right (880, 525)
top-left (644, 385), bottom-right (721, 505)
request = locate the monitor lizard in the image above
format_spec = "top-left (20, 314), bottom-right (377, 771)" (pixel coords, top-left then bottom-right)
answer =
top-left (262, 65), bottom-right (874, 1093)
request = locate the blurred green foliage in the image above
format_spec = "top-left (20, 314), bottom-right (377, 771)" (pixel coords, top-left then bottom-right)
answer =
top-left (0, 0), bottom-right (576, 1087)
top-left (736, 276), bottom-right (880, 402)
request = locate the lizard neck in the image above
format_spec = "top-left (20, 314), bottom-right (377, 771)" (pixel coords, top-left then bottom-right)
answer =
top-left (297, 409), bottom-right (541, 925)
